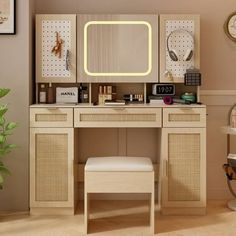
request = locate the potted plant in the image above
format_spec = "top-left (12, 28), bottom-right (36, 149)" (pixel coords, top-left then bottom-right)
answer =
top-left (0, 88), bottom-right (17, 189)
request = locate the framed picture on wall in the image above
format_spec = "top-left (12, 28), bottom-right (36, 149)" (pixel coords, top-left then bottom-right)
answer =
top-left (0, 0), bottom-right (16, 34)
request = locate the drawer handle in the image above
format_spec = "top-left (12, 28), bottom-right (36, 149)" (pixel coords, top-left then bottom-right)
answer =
top-left (163, 160), bottom-right (168, 177)
top-left (180, 108), bottom-right (193, 111)
top-left (112, 108), bottom-right (126, 111)
top-left (47, 108), bottom-right (58, 111)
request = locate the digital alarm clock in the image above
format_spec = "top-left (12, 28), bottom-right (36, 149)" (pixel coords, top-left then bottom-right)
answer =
top-left (152, 84), bottom-right (175, 96)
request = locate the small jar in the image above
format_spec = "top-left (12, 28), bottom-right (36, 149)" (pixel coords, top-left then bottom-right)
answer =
top-left (81, 87), bottom-right (89, 103)
top-left (39, 84), bottom-right (46, 103)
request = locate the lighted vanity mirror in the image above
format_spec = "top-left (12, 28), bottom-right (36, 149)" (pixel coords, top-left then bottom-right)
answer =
top-left (77, 15), bottom-right (158, 82)
top-left (84, 21), bottom-right (151, 76)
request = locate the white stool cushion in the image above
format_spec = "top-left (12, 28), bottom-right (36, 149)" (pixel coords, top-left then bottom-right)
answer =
top-left (85, 156), bottom-right (153, 172)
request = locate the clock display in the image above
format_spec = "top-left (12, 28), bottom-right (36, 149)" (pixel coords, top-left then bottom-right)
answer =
top-left (152, 84), bottom-right (175, 96)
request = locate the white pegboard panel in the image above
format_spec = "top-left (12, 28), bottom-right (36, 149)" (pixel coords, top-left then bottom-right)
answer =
top-left (42, 20), bottom-right (71, 78)
top-left (165, 20), bottom-right (195, 78)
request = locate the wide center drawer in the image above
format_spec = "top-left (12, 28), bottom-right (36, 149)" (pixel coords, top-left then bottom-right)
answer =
top-left (74, 108), bottom-right (162, 127)
top-left (30, 108), bottom-right (73, 127)
top-left (163, 107), bottom-right (206, 127)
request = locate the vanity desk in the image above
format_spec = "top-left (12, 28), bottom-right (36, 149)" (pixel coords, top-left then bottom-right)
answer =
top-left (30, 13), bottom-right (206, 217)
top-left (29, 103), bottom-right (206, 216)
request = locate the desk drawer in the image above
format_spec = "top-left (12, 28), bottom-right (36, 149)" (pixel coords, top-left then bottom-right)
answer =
top-left (74, 108), bottom-right (162, 127)
top-left (30, 108), bottom-right (73, 127)
top-left (163, 107), bottom-right (206, 127)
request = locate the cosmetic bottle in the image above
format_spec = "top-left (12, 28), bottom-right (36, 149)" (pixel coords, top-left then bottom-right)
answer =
top-left (39, 84), bottom-right (46, 104)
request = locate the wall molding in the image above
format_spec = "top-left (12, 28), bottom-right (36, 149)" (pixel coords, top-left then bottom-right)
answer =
top-left (200, 90), bottom-right (236, 106)
top-left (201, 90), bottom-right (236, 96)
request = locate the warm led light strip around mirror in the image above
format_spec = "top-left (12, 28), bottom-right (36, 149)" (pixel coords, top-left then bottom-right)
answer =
top-left (84, 21), bottom-right (152, 76)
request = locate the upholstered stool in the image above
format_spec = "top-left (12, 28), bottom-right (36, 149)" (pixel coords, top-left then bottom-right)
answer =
top-left (84, 156), bottom-right (155, 234)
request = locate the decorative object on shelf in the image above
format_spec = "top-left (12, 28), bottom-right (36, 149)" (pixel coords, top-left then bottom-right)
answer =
top-left (163, 95), bottom-right (194, 105)
top-left (51, 31), bottom-right (63, 58)
top-left (79, 84), bottom-right (89, 103)
top-left (181, 92), bottom-right (196, 103)
top-left (184, 68), bottom-right (201, 86)
top-left (163, 96), bottom-right (173, 105)
top-left (98, 85), bottom-right (116, 105)
top-left (0, 88), bottom-right (17, 189)
top-left (123, 94), bottom-right (143, 103)
top-left (56, 86), bottom-right (78, 104)
top-left (224, 11), bottom-right (236, 42)
top-left (0, 0), bottom-right (15, 35)
top-left (167, 29), bottom-right (194, 62)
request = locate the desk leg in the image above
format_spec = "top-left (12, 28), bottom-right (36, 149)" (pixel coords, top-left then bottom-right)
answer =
top-left (150, 183), bottom-right (155, 234)
top-left (84, 192), bottom-right (89, 234)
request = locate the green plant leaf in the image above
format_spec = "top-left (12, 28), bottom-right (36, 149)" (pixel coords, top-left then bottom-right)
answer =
top-left (0, 116), bottom-right (5, 126)
top-left (0, 144), bottom-right (16, 156)
top-left (0, 135), bottom-right (6, 144)
top-left (4, 144), bottom-right (17, 151)
top-left (0, 173), bottom-right (4, 184)
top-left (5, 122), bottom-right (17, 131)
top-left (0, 88), bottom-right (10, 99)
top-left (0, 105), bottom-right (8, 116)
top-left (0, 166), bottom-right (10, 176)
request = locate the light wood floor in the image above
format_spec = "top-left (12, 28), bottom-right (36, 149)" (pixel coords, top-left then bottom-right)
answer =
top-left (0, 200), bottom-right (235, 236)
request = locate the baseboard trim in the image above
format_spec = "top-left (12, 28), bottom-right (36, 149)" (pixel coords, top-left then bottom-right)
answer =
top-left (201, 90), bottom-right (236, 96)
top-left (0, 211), bottom-right (29, 217)
top-left (30, 207), bottom-right (74, 216)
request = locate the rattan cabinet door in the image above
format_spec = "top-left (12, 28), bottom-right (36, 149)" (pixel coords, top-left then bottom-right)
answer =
top-left (30, 128), bottom-right (74, 208)
top-left (161, 128), bottom-right (206, 209)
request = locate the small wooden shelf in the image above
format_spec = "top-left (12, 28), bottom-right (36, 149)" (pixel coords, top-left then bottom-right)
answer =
top-left (221, 126), bottom-right (236, 135)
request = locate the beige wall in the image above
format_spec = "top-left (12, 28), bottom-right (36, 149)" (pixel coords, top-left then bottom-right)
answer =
top-left (35, 0), bottom-right (236, 200)
top-left (0, 0), bottom-right (34, 211)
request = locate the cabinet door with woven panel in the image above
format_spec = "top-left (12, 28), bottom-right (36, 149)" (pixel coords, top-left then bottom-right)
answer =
top-left (30, 128), bottom-right (74, 208)
top-left (161, 128), bottom-right (206, 211)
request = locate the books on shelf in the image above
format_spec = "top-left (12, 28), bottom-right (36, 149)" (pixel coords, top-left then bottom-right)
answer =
top-left (148, 95), bottom-right (164, 105)
top-left (104, 100), bottom-right (126, 106)
top-left (149, 99), bottom-right (165, 105)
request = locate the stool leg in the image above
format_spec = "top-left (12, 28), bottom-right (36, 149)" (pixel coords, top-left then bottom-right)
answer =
top-left (150, 190), bottom-right (155, 234)
top-left (85, 192), bottom-right (89, 234)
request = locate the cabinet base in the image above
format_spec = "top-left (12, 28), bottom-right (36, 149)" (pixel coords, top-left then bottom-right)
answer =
top-left (161, 207), bottom-right (206, 215)
top-left (30, 207), bottom-right (74, 216)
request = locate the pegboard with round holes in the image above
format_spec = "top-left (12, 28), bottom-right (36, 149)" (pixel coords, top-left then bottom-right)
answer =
top-left (41, 20), bottom-right (71, 78)
top-left (165, 20), bottom-right (195, 78)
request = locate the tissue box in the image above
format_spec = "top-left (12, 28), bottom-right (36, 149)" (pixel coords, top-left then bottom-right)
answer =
top-left (56, 87), bottom-right (78, 103)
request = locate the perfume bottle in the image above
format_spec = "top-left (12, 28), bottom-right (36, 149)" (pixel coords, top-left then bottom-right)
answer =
top-left (47, 83), bottom-right (54, 104)
top-left (39, 84), bottom-right (46, 104)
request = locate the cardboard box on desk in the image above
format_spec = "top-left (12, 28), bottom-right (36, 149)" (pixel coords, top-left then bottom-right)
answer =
top-left (56, 87), bottom-right (78, 103)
